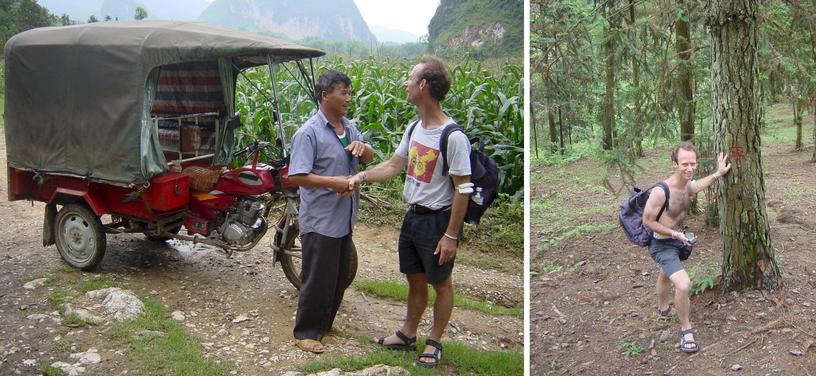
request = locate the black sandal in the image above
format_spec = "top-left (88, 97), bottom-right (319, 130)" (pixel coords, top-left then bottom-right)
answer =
top-left (657, 305), bottom-right (671, 318)
top-left (679, 327), bottom-right (699, 353)
top-left (373, 330), bottom-right (417, 351)
top-left (416, 338), bottom-right (443, 368)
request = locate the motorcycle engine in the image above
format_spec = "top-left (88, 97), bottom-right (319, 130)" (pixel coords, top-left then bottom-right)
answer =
top-left (221, 198), bottom-right (266, 246)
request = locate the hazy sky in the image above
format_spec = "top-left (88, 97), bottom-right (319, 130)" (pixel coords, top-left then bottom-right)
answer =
top-left (353, 0), bottom-right (439, 37)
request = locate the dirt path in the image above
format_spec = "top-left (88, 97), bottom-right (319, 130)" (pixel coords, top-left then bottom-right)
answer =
top-left (0, 135), bottom-right (522, 375)
top-left (531, 122), bottom-right (816, 374)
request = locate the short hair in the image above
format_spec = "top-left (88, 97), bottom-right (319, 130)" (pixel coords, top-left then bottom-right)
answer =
top-left (671, 141), bottom-right (698, 163)
top-left (314, 70), bottom-right (351, 104)
top-left (417, 55), bottom-right (451, 101)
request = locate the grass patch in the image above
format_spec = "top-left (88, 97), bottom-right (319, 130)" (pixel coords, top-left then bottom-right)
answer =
top-left (47, 290), bottom-right (74, 310)
top-left (80, 275), bottom-right (116, 292)
top-left (39, 364), bottom-right (62, 376)
top-left (688, 263), bottom-right (720, 296)
top-left (63, 313), bottom-right (96, 327)
top-left (618, 340), bottom-right (644, 356)
top-left (105, 297), bottom-right (231, 375)
top-left (354, 279), bottom-right (522, 317)
top-left (532, 260), bottom-right (586, 276)
top-left (457, 254), bottom-right (516, 273)
top-left (300, 335), bottom-right (523, 375)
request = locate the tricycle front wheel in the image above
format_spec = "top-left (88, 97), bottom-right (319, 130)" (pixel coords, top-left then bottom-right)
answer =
top-left (54, 203), bottom-right (106, 270)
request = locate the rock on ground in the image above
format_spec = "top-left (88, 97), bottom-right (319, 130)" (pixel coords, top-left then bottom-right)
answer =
top-left (51, 361), bottom-right (86, 376)
top-left (171, 311), bottom-right (186, 322)
top-left (70, 349), bottom-right (102, 364)
top-left (87, 288), bottom-right (145, 321)
top-left (63, 303), bottom-right (106, 325)
top-left (282, 365), bottom-right (409, 376)
top-left (23, 278), bottom-right (48, 289)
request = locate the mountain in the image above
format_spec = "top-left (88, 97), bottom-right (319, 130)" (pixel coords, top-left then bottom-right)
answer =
top-left (428, 0), bottom-right (522, 58)
top-left (199, 0), bottom-right (376, 43)
top-left (370, 26), bottom-right (420, 44)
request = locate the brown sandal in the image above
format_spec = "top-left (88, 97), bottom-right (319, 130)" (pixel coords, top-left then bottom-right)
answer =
top-left (295, 338), bottom-right (325, 354)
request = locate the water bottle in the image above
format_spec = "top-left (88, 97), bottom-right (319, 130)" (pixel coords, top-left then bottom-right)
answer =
top-left (472, 187), bottom-right (484, 206)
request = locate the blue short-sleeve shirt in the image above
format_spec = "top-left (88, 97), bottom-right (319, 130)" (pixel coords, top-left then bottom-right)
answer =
top-left (288, 110), bottom-right (367, 238)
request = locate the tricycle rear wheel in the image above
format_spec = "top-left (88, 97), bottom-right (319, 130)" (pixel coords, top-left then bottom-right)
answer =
top-left (277, 229), bottom-right (358, 291)
top-left (54, 203), bottom-right (106, 270)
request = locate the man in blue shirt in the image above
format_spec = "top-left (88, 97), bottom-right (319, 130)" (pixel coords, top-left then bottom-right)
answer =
top-left (288, 71), bottom-right (373, 353)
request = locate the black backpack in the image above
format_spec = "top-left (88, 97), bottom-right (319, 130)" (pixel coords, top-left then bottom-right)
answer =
top-left (619, 181), bottom-right (669, 246)
top-left (408, 120), bottom-right (500, 224)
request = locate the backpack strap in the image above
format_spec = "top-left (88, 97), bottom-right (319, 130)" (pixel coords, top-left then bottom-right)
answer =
top-left (439, 122), bottom-right (466, 176)
top-left (655, 181), bottom-right (670, 221)
top-left (406, 119), bottom-right (420, 142)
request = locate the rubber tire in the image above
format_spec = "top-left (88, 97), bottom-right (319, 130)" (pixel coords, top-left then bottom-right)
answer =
top-left (54, 203), bottom-right (106, 271)
top-left (278, 229), bottom-right (358, 290)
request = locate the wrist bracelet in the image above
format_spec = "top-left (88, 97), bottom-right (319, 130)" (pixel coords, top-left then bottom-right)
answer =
top-left (443, 232), bottom-right (458, 241)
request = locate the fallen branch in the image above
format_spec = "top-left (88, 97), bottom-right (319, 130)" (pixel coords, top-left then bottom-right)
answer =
top-left (745, 318), bottom-right (784, 337)
top-left (552, 303), bottom-right (566, 318)
top-left (360, 291), bottom-right (372, 304)
top-left (783, 318), bottom-right (816, 339)
top-left (725, 337), bottom-right (758, 356)
top-left (361, 192), bottom-right (391, 211)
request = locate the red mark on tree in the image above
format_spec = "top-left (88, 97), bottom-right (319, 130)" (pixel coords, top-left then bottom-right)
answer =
top-left (730, 146), bottom-right (744, 163)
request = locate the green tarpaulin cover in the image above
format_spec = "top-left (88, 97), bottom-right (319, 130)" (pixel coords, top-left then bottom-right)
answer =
top-left (4, 20), bottom-right (323, 185)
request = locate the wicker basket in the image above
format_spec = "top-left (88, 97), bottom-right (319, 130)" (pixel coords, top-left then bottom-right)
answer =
top-left (183, 166), bottom-right (221, 192)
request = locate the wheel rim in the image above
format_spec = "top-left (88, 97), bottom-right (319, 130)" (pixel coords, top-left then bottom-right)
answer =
top-left (59, 212), bottom-right (96, 264)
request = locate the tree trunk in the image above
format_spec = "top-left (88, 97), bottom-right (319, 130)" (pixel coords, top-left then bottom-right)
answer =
top-left (601, 0), bottom-right (617, 150)
top-left (558, 106), bottom-right (565, 154)
top-left (794, 99), bottom-right (803, 151)
top-left (628, 0), bottom-right (644, 157)
top-left (810, 0), bottom-right (816, 162)
top-left (812, 102), bottom-right (816, 162)
top-left (677, 1), bottom-right (695, 142)
top-left (547, 107), bottom-right (558, 153)
top-left (707, 0), bottom-right (780, 291)
top-left (531, 101), bottom-right (539, 158)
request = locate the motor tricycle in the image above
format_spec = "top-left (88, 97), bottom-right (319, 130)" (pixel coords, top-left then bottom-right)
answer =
top-left (3, 21), bottom-right (356, 289)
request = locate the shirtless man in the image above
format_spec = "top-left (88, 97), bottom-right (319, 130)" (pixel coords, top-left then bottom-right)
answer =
top-left (642, 142), bottom-right (731, 353)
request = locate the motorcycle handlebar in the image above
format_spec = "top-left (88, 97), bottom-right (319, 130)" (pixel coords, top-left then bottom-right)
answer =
top-left (232, 141), bottom-right (271, 158)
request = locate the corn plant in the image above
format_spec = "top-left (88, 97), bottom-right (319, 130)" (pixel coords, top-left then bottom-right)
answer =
top-left (234, 57), bottom-right (523, 197)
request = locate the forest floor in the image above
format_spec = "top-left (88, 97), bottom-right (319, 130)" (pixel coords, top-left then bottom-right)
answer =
top-left (0, 130), bottom-right (523, 375)
top-left (530, 103), bottom-right (816, 375)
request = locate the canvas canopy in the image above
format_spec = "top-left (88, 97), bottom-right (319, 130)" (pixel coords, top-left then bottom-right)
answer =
top-left (4, 21), bottom-right (324, 185)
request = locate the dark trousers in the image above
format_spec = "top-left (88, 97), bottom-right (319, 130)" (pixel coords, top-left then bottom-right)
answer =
top-left (293, 232), bottom-right (352, 340)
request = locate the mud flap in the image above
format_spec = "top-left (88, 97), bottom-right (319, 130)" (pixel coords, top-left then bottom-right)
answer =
top-left (43, 203), bottom-right (56, 246)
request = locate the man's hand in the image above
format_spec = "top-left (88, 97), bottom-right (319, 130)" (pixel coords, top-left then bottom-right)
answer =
top-left (434, 236), bottom-right (458, 265)
top-left (345, 141), bottom-right (369, 157)
top-left (715, 152), bottom-right (731, 178)
top-left (348, 172), bottom-right (365, 191)
top-left (673, 230), bottom-right (692, 246)
top-left (330, 176), bottom-right (351, 194)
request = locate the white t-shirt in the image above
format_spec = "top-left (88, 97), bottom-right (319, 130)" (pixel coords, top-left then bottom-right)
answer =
top-left (395, 119), bottom-right (471, 209)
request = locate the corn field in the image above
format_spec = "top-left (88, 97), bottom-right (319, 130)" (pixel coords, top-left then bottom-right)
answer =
top-left (235, 57), bottom-right (523, 196)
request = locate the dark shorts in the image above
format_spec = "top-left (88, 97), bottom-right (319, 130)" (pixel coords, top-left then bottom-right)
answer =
top-left (397, 208), bottom-right (455, 285)
top-left (649, 238), bottom-right (687, 277)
